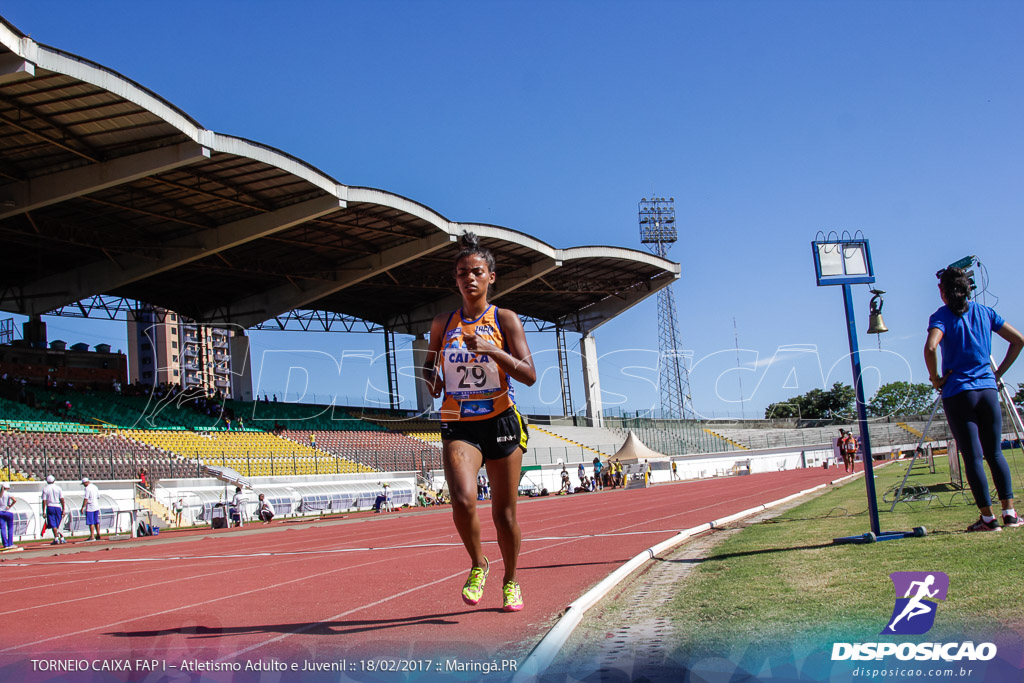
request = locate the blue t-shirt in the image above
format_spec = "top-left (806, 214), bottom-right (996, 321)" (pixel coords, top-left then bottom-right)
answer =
top-left (928, 302), bottom-right (1004, 398)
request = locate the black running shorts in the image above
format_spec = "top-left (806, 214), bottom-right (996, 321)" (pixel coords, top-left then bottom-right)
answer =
top-left (441, 406), bottom-right (529, 460)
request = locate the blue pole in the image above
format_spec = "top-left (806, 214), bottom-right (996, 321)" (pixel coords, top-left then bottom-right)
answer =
top-left (842, 284), bottom-right (881, 536)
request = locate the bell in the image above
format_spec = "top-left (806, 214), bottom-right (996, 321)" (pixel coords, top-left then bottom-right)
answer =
top-left (868, 311), bottom-right (888, 335)
top-left (867, 289), bottom-right (888, 335)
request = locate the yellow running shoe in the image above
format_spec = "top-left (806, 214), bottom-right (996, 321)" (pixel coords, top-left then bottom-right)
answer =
top-left (502, 580), bottom-right (523, 612)
top-left (461, 557), bottom-right (489, 605)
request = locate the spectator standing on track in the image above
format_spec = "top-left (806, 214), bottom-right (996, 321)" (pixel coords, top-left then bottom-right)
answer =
top-left (172, 498), bottom-right (184, 527)
top-left (592, 457), bottom-right (603, 490)
top-left (671, 460), bottom-right (679, 481)
top-left (577, 462), bottom-right (586, 487)
top-left (926, 266), bottom-right (1024, 532)
top-left (256, 494), bottom-right (275, 523)
top-left (0, 482), bottom-right (17, 550)
top-left (80, 477), bottom-right (101, 542)
top-left (423, 232), bottom-right (536, 613)
top-left (42, 475), bottom-right (66, 545)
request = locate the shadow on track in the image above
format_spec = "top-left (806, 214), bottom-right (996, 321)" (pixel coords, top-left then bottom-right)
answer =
top-left (104, 608), bottom-right (507, 640)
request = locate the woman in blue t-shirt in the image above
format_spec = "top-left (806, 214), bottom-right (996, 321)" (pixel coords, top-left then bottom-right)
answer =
top-left (925, 267), bottom-right (1024, 532)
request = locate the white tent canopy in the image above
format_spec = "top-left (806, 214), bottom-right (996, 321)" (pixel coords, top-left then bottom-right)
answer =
top-left (608, 430), bottom-right (669, 463)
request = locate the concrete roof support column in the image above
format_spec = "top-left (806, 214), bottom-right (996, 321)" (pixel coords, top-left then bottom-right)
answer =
top-left (411, 335), bottom-right (435, 415)
top-left (581, 332), bottom-right (603, 428)
top-left (229, 330), bottom-right (253, 402)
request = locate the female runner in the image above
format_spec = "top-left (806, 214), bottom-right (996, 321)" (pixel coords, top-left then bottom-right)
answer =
top-left (424, 232), bottom-right (536, 611)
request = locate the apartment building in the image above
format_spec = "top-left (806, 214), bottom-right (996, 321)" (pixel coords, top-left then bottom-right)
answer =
top-left (127, 307), bottom-right (252, 400)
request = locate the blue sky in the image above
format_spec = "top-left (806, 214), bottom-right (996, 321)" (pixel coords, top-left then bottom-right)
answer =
top-left (4, 1), bottom-right (1023, 419)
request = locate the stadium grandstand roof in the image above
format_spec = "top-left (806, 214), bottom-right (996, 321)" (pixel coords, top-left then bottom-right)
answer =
top-left (0, 17), bottom-right (678, 336)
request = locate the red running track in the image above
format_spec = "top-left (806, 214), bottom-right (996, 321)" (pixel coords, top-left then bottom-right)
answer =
top-left (0, 465), bottom-right (860, 682)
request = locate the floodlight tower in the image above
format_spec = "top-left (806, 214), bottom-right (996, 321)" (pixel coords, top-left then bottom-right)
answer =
top-left (639, 197), bottom-right (695, 419)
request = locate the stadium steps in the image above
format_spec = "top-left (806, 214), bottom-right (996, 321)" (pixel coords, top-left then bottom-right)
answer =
top-left (279, 430), bottom-right (437, 473)
top-left (134, 491), bottom-right (172, 530)
top-left (530, 426), bottom-right (607, 458)
top-left (233, 401), bottom-right (387, 432)
top-left (404, 430), bottom-right (442, 445)
top-left (537, 426), bottom-right (623, 455)
top-left (897, 422), bottom-right (930, 441)
top-left (703, 428), bottom-right (749, 451)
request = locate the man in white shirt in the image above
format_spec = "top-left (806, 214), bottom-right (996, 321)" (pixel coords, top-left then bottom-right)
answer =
top-left (80, 477), bottom-right (101, 542)
top-left (230, 486), bottom-right (246, 527)
top-left (0, 482), bottom-right (17, 550)
top-left (256, 494), bottom-right (275, 523)
top-left (41, 475), bottom-right (67, 545)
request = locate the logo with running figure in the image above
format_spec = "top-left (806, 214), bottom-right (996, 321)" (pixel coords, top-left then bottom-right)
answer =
top-left (882, 572), bottom-right (949, 635)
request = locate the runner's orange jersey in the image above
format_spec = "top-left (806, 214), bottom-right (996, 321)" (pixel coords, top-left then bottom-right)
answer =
top-left (439, 305), bottom-right (515, 421)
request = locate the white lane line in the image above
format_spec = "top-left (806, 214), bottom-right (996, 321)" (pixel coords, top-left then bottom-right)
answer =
top-left (0, 529), bottom-right (689, 568)
top-left (0, 551), bottom-right (423, 654)
top-left (0, 542), bottom-right (381, 618)
top-left (215, 532), bottom-right (587, 663)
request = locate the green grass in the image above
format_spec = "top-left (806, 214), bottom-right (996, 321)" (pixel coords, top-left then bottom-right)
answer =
top-left (663, 449), bottom-right (1024, 656)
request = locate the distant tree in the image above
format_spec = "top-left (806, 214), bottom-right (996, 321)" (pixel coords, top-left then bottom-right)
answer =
top-left (764, 400), bottom-right (801, 419)
top-left (765, 382), bottom-right (855, 419)
top-left (1015, 386), bottom-right (1024, 412)
top-left (815, 382), bottom-right (856, 418)
top-left (869, 382), bottom-right (936, 418)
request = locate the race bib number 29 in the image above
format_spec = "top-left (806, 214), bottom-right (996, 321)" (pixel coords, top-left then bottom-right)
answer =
top-left (445, 353), bottom-right (501, 397)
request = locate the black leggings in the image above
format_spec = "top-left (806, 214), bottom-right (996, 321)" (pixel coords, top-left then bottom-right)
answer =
top-left (943, 388), bottom-right (1013, 508)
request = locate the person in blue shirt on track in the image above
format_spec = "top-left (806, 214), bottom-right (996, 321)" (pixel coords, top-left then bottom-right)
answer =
top-left (925, 267), bottom-right (1024, 532)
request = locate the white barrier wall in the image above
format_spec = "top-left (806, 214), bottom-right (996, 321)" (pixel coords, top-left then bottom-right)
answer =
top-left (6, 472), bottom-right (418, 541)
